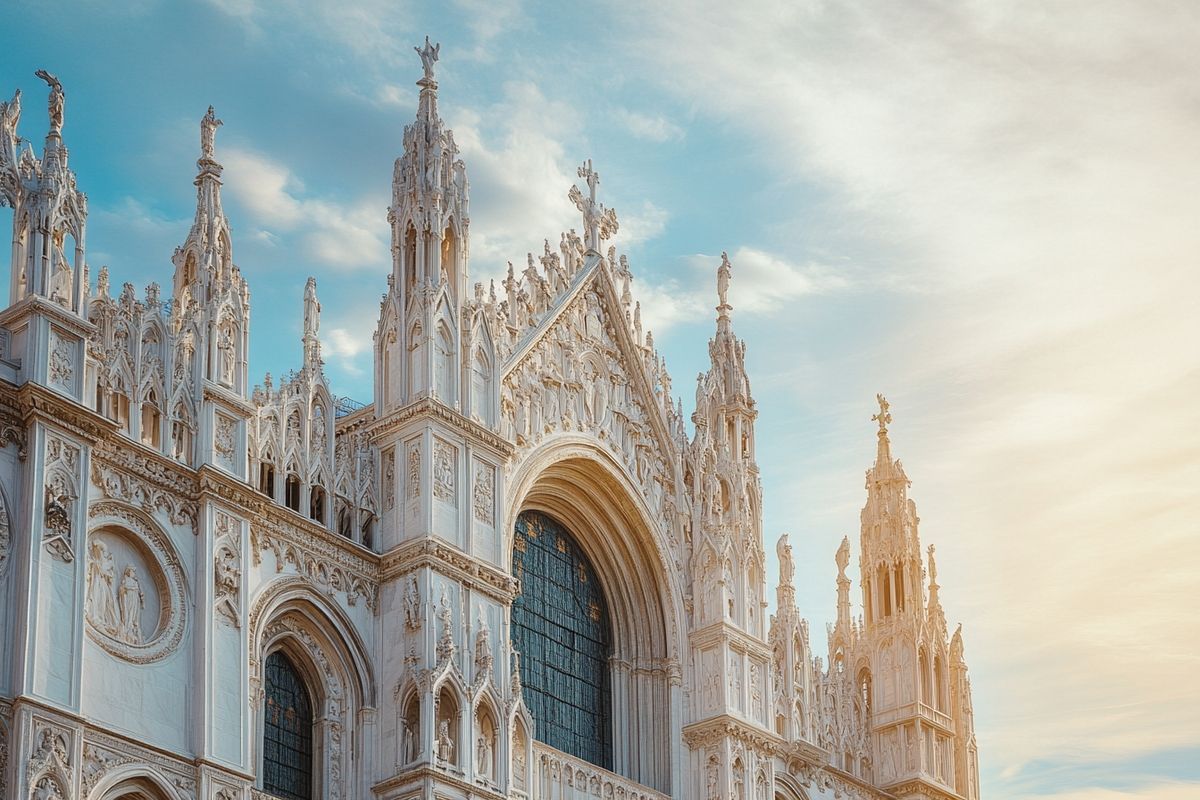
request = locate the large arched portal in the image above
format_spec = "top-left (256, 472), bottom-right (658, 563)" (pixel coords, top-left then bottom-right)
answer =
top-left (507, 441), bottom-right (679, 794)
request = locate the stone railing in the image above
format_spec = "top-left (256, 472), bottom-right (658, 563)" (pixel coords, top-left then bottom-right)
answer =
top-left (531, 742), bottom-right (669, 800)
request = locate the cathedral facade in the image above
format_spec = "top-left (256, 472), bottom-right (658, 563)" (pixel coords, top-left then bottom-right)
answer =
top-left (0, 45), bottom-right (979, 800)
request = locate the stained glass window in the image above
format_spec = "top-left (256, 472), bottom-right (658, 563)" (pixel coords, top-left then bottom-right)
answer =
top-left (511, 511), bottom-right (612, 769)
top-left (262, 651), bottom-right (314, 800)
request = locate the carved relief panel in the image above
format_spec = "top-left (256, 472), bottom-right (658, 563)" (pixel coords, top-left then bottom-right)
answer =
top-left (84, 502), bottom-right (187, 663)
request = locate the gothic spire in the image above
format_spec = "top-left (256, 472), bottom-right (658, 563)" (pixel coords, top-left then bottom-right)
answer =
top-left (871, 392), bottom-right (893, 470)
top-left (173, 105), bottom-right (233, 305)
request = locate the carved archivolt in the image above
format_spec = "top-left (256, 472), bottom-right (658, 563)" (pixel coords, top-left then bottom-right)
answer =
top-left (85, 501), bottom-right (188, 664)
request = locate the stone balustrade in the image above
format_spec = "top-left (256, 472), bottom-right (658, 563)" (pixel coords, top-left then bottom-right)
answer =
top-left (531, 742), bottom-right (669, 800)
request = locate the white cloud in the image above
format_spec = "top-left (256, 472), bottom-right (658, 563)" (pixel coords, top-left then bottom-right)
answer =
top-left (613, 200), bottom-right (669, 247)
top-left (221, 147), bottom-right (388, 269)
top-left (615, 109), bottom-right (684, 143)
top-left (446, 81), bottom-right (583, 287)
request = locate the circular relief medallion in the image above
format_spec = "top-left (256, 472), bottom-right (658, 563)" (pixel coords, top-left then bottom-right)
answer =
top-left (85, 502), bottom-right (187, 663)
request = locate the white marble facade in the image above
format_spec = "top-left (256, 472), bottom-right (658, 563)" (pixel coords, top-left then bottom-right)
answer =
top-left (0, 45), bottom-right (979, 800)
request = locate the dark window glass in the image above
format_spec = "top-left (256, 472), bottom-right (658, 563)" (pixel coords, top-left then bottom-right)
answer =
top-left (262, 651), bottom-right (313, 800)
top-left (511, 511), bottom-right (612, 769)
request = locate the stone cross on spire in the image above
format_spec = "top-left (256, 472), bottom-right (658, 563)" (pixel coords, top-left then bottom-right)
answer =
top-left (871, 393), bottom-right (892, 433)
top-left (200, 105), bottom-right (222, 161)
top-left (569, 159), bottom-right (619, 253)
top-left (415, 36), bottom-right (440, 82)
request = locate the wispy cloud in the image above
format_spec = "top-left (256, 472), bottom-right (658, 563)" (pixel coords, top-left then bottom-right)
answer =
top-left (221, 147), bottom-right (388, 269)
top-left (615, 108), bottom-right (684, 143)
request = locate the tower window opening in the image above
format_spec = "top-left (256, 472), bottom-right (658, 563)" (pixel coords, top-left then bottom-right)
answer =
top-left (309, 485), bottom-right (325, 524)
top-left (260, 463), bottom-right (276, 498)
top-left (285, 474), bottom-right (301, 512)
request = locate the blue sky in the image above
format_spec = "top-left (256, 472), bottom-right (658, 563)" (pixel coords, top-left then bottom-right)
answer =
top-left (4, 2), bottom-right (1199, 798)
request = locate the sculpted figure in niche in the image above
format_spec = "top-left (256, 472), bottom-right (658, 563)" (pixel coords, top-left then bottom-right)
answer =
top-left (118, 564), bottom-right (145, 644)
top-left (437, 718), bottom-right (454, 764)
top-left (86, 539), bottom-right (119, 634)
top-left (217, 324), bottom-right (235, 386)
top-left (476, 732), bottom-right (492, 779)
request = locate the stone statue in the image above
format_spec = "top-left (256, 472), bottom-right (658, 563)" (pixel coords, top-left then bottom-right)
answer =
top-left (717, 250), bottom-right (732, 308)
top-left (87, 539), bottom-right (118, 634)
top-left (474, 605), bottom-right (493, 673)
top-left (436, 718), bottom-right (454, 763)
top-left (927, 543), bottom-right (938, 584)
top-left (0, 88), bottom-right (20, 160)
top-left (415, 36), bottom-right (440, 81)
top-left (35, 69), bottom-right (63, 134)
top-left (118, 564), bottom-right (145, 644)
top-left (836, 535), bottom-right (850, 578)
top-left (200, 105), bottom-right (222, 159)
top-left (777, 534), bottom-right (794, 585)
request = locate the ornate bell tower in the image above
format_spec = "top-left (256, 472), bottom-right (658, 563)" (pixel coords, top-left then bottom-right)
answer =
top-left (684, 253), bottom-right (777, 800)
top-left (375, 37), bottom-right (471, 416)
top-left (370, 39), bottom-right (516, 800)
top-left (857, 396), bottom-right (978, 799)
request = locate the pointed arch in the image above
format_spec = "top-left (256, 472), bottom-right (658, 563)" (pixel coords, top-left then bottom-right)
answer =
top-left (250, 580), bottom-right (377, 800)
top-left (433, 295), bottom-right (456, 404)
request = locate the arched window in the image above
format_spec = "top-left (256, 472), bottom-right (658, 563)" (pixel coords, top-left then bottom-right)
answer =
top-left (140, 388), bottom-right (162, 448)
top-left (260, 462), bottom-right (276, 499)
top-left (309, 485), bottom-right (325, 524)
top-left (262, 651), bottom-right (314, 800)
top-left (511, 511), bottom-right (612, 770)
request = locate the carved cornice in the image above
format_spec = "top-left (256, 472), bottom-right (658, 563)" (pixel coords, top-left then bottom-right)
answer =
top-left (883, 778), bottom-right (962, 800)
top-left (0, 294), bottom-right (98, 338)
top-left (380, 538), bottom-right (519, 603)
top-left (367, 397), bottom-right (514, 458)
top-left (203, 382), bottom-right (256, 415)
top-left (689, 619), bottom-right (773, 654)
top-left (92, 440), bottom-right (200, 529)
top-left (681, 714), bottom-right (784, 755)
top-left (17, 381), bottom-right (115, 443)
top-left (0, 382), bottom-right (27, 458)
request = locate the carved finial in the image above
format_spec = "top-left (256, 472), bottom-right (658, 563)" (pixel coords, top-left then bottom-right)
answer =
top-left (927, 544), bottom-right (938, 585)
top-left (34, 69), bottom-right (64, 136)
top-left (871, 393), bottom-right (892, 433)
top-left (201, 105), bottom-right (222, 160)
top-left (717, 251), bottom-right (732, 310)
top-left (415, 36), bottom-right (440, 82)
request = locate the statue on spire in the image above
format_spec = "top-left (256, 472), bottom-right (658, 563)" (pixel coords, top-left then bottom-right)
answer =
top-left (717, 251), bottom-right (732, 309)
top-left (201, 105), bottom-right (222, 160)
top-left (871, 393), bottom-right (892, 433)
top-left (927, 543), bottom-right (938, 585)
top-left (415, 36), bottom-right (440, 81)
top-left (34, 70), bottom-right (64, 136)
top-left (304, 276), bottom-right (320, 338)
top-left (777, 534), bottom-right (794, 586)
top-left (835, 535), bottom-right (850, 579)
